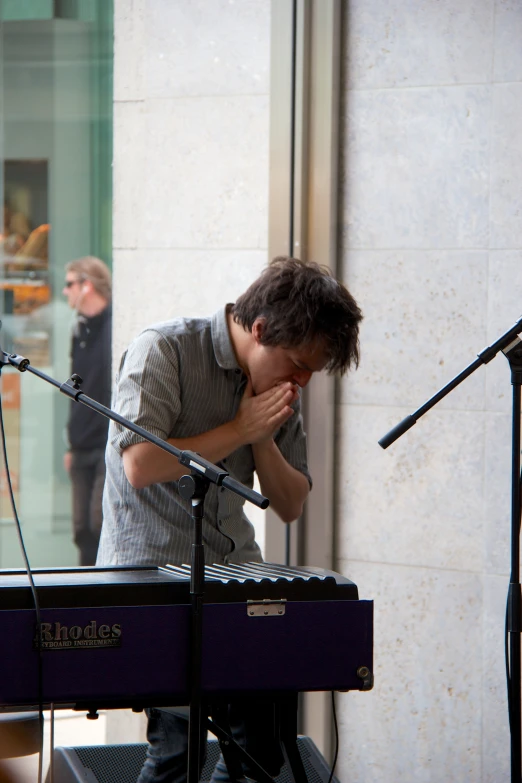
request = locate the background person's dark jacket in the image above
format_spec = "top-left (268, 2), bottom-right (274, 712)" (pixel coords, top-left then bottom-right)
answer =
top-left (67, 305), bottom-right (112, 451)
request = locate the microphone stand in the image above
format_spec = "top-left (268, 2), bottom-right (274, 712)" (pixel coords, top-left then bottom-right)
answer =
top-left (0, 347), bottom-right (270, 783)
top-left (379, 315), bottom-right (522, 783)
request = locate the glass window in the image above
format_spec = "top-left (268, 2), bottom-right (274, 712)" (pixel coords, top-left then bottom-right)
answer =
top-left (0, 0), bottom-right (113, 567)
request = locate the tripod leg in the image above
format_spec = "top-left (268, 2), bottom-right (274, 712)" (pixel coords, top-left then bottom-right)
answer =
top-left (276, 697), bottom-right (308, 783)
top-left (207, 714), bottom-right (276, 783)
top-left (210, 705), bottom-right (245, 783)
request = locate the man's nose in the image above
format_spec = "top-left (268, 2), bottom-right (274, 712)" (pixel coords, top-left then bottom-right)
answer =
top-left (293, 370), bottom-right (312, 388)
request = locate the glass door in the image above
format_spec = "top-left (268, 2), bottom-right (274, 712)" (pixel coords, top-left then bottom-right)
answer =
top-left (0, 0), bottom-right (113, 567)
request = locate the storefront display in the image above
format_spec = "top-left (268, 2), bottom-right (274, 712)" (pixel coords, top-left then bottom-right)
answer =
top-left (0, 0), bottom-right (113, 565)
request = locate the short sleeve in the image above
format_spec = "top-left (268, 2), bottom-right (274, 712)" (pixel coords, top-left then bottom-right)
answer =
top-left (109, 329), bottom-right (181, 455)
top-left (274, 394), bottom-right (312, 488)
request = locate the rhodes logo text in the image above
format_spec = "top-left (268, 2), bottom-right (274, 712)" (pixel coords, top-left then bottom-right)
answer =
top-left (33, 621), bottom-right (122, 651)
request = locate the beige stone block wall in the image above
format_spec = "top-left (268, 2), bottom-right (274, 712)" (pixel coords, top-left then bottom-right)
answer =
top-left (338, 1), bottom-right (522, 781)
top-left (113, 0), bottom-right (270, 360)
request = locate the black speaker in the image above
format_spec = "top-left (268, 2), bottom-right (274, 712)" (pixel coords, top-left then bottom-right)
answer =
top-left (46, 737), bottom-right (340, 782)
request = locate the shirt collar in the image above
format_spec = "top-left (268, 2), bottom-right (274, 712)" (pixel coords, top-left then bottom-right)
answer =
top-left (211, 305), bottom-right (242, 371)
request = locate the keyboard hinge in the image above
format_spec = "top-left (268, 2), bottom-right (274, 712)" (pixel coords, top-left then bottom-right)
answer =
top-left (246, 599), bottom-right (286, 617)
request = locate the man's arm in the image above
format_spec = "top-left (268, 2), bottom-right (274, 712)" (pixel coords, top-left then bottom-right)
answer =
top-left (252, 438), bottom-right (310, 523)
top-left (123, 422), bottom-right (243, 488)
top-left (123, 381), bottom-right (297, 489)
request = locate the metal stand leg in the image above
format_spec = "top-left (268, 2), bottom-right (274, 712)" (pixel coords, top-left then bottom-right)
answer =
top-left (504, 340), bottom-right (522, 783)
top-left (276, 696), bottom-right (308, 783)
top-left (210, 705), bottom-right (246, 783)
top-left (178, 475), bottom-right (209, 783)
top-left (207, 710), bottom-right (276, 783)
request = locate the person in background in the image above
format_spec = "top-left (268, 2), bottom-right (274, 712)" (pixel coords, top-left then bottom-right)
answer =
top-left (63, 256), bottom-right (112, 566)
top-left (97, 256), bottom-right (363, 782)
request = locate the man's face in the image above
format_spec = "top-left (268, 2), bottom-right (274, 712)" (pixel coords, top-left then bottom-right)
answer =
top-left (62, 273), bottom-right (84, 310)
top-left (247, 320), bottom-right (329, 395)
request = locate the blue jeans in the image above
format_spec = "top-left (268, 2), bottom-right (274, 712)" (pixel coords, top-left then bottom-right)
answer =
top-left (137, 704), bottom-right (284, 783)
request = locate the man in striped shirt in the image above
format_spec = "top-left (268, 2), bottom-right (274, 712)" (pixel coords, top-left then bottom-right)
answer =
top-left (97, 256), bottom-right (362, 783)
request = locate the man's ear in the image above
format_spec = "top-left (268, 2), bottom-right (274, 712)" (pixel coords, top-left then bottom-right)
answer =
top-left (251, 317), bottom-right (266, 345)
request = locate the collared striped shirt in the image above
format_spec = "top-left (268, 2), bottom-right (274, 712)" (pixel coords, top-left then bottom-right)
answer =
top-left (97, 306), bottom-right (311, 567)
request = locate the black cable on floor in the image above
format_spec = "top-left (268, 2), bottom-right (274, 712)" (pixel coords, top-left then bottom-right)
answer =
top-left (327, 691), bottom-right (339, 783)
top-left (0, 385), bottom-right (45, 783)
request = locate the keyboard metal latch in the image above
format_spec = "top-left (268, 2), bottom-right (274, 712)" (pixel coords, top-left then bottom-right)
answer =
top-left (247, 599), bottom-right (286, 617)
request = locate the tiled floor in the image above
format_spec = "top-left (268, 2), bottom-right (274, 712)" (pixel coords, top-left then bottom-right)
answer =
top-left (0, 710), bottom-right (107, 783)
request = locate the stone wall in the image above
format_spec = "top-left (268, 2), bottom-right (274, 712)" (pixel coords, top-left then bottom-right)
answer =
top-left (113, 0), bottom-right (270, 362)
top-left (337, 2), bottom-right (522, 780)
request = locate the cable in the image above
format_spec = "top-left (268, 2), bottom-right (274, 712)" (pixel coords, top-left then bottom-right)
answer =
top-left (0, 380), bottom-right (45, 783)
top-left (506, 597), bottom-right (511, 725)
top-left (327, 691), bottom-right (339, 783)
top-left (50, 703), bottom-right (55, 783)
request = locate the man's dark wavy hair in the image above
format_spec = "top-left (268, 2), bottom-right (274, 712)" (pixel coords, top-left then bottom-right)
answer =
top-left (232, 256), bottom-right (363, 375)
